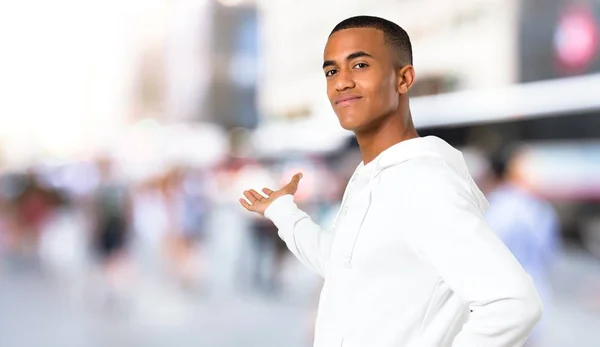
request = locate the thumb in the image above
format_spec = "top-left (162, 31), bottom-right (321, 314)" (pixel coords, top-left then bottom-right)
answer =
top-left (292, 172), bottom-right (303, 183)
top-left (284, 172), bottom-right (303, 194)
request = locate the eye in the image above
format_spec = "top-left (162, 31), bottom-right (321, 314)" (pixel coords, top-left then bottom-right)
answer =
top-left (354, 62), bottom-right (368, 69)
top-left (325, 69), bottom-right (337, 77)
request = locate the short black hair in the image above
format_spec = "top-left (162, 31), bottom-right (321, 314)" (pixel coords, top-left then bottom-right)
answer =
top-left (330, 15), bottom-right (413, 67)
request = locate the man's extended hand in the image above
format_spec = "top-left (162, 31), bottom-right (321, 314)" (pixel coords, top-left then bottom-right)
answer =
top-left (239, 173), bottom-right (303, 216)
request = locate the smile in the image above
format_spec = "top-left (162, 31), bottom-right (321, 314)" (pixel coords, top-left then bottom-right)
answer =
top-left (335, 96), bottom-right (362, 107)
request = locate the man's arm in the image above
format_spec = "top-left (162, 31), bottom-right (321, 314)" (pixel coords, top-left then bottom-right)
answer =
top-left (394, 165), bottom-right (542, 347)
top-left (265, 195), bottom-right (334, 278)
top-left (239, 173), bottom-right (335, 279)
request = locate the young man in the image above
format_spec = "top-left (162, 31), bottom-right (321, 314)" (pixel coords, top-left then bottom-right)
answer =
top-left (240, 16), bottom-right (542, 347)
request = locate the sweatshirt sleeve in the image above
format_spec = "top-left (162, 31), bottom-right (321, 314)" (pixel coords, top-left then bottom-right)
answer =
top-left (394, 164), bottom-right (543, 347)
top-left (264, 194), bottom-right (335, 278)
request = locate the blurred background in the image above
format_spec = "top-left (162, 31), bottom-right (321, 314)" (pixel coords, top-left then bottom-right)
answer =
top-left (0, 0), bottom-right (599, 346)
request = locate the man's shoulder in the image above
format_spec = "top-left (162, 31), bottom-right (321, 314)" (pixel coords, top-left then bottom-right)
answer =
top-left (378, 156), bottom-right (474, 204)
top-left (380, 155), bottom-right (455, 185)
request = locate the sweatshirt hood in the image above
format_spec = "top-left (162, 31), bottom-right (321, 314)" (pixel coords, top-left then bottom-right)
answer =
top-left (364, 136), bottom-right (489, 213)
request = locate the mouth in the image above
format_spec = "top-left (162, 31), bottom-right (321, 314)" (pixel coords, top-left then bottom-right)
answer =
top-left (335, 95), bottom-right (362, 107)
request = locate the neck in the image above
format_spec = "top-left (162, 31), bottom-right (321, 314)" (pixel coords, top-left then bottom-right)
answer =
top-left (355, 103), bottom-right (419, 165)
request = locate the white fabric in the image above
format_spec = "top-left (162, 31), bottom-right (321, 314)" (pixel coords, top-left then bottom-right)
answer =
top-left (265, 136), bottom-right (542, 347)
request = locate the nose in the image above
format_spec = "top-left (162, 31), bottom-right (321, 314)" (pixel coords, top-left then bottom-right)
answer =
top-left (334, 70), bottom-right (355, 92)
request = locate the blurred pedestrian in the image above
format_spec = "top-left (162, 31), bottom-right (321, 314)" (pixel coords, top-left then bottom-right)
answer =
top-left (89, 157), bottom-right (133, 306)
top-left (484, 147), bottom-right (560, 346)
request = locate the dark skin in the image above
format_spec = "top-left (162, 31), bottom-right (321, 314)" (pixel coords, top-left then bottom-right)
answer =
top-left (323, 27), bottom-right (418, 164)
top-left (240, 27), bottom-right (418, 214)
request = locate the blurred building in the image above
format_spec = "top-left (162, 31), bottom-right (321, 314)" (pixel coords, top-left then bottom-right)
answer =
top-left (257, 0), bottom-right (518, 121)
top-left (254, 0), bottom-right (600, 251)
top-left (208, 1), bottom-right (260, 129)
top-left (520, 0), bottom-right (600, 82)
top-left (255, 0), bottom-right (599, 130)
top-left (153, 0), bottom-right (260, 130)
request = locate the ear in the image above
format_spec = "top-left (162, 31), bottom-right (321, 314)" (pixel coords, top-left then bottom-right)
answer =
top-left (397, 65), bottom-right (416, 94)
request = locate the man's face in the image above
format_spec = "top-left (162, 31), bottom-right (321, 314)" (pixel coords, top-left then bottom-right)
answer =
top-left (323, 28), bottom-right (400, 132)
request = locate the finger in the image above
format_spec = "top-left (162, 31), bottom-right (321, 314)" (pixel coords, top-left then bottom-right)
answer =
top-left (249, 189), bottom-right (265, 201)
top-left (243, 190), bottom-right (257, 203)
top-left (291, 172), bottom-right (303, 183)
top-left (239, 198), bottom-right (253, 211)
top-left (285, 172), bottom-right (303, 190)
top-left (262, 188), bottom-right (274, 196)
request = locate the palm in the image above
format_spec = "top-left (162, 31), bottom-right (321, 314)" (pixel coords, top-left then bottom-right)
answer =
top-left (239, 173), bottom-right (303, 216)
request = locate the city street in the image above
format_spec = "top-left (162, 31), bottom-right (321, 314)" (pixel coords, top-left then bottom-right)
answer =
top-left (1, 247), bottom-right (599, 347)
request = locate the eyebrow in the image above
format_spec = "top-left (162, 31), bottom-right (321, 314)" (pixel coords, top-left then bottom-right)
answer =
top-left (322, 51), bottom-right (374, 69)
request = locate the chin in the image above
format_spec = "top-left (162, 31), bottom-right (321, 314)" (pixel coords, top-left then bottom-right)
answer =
top-left (336, 112), bottom-right (365, 131)
top-left (338, 118), bottom-right (362, 131)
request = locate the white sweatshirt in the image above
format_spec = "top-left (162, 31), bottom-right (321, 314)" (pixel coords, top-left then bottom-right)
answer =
top-left (264, 136), bottom-right (542, 347)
